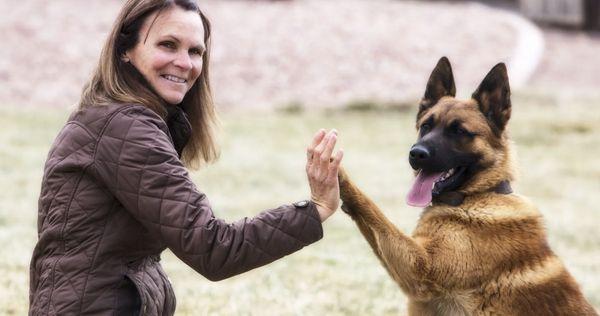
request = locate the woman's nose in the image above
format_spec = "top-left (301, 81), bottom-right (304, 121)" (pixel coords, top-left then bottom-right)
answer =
top-left (173, 52), bottom-right (193, 71)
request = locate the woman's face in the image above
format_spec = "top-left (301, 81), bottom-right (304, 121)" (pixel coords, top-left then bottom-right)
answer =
top-left (125, 6), bottom-right (206, 105)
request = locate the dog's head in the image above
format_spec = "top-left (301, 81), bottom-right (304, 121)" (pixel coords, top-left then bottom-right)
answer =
top-left (406, 57), bottom-right (514, 207)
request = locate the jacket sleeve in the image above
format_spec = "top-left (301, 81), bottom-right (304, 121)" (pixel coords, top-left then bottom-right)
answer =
top-left (92, 106), bottom-right (323, 281)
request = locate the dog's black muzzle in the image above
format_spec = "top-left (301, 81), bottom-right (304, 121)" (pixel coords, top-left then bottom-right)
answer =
top-left (409, 144), bottom-right (431, 169)
top-left (408, 143), bottom-right (449, 172)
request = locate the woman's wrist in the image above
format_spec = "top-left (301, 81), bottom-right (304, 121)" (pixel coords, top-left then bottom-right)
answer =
top-left (314, 203), bottom-right (334, 222)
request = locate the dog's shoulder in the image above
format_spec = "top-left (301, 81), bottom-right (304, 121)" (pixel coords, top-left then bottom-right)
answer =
top-left (419, 193), bottom-right (541, 225)
top-left (465, 193), bottom-right (541, 221)
top-left (415, 193), bottom-right (548, 252)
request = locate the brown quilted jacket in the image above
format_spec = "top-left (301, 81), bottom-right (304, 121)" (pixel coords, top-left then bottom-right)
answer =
top-left (29, 103), bottom-right (323, 315)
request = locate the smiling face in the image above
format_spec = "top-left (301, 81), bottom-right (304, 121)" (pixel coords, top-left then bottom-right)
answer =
top-left (124, 6), bottom-right (206, 105)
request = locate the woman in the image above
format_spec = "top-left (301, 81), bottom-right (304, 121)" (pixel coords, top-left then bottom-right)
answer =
top-left (29, 0), bottom-right (343, 315)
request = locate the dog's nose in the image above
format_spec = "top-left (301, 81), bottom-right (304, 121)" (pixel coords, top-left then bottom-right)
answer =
top-left (409, 145), bottom-right (431, 161)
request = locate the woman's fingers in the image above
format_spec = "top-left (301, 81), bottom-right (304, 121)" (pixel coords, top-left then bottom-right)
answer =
top-left (318, 130), bottom-right (337, 176)
top-left (311, 130), bottom-right (336, 171)
top-left (306, 129), bottom-right (326, 167)
top-left (309, 130), bottom-right (332, 173)
top-left (327, 149), bottom-right (344, 183)
top-left (306, 129), bottom-right (343, 184)
top-left (305, 129), bottom-right (344, 222)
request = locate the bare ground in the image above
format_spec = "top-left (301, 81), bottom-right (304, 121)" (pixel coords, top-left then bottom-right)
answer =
top-left (3, 1), bottom-right (598, 111)
top-left (530, 26), bottom-right (600, 93)
top-left (1, 0), bottom-right (522, 110)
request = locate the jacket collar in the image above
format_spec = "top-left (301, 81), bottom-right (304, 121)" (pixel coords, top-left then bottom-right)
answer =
top-left (165, 105), bottom-right (192, 158)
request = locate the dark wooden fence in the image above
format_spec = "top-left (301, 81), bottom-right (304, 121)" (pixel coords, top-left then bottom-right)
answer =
top-left (519, 0), bottom-right (600, 29)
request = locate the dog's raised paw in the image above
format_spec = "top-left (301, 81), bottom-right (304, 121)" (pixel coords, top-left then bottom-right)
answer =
top-left (341, 203), bottom-right (354, 216)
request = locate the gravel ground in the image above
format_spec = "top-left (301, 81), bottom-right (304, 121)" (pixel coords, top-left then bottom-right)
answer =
top-left (530, 27), bottom-right (600, 93)
top-left (0, 0), bottom-right (517, 110)
top-left (0, 0), bottom-right (596, 111)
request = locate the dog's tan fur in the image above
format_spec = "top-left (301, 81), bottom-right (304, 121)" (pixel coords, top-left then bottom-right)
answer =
top-left (339, 59), bottom-right (597, 315)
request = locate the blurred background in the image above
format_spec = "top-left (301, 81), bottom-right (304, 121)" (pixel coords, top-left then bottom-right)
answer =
top-left (1, 0), bottom-right (598, 314)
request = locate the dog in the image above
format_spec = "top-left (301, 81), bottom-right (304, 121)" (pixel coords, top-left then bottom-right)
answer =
top-left (338, 57), bottom-right (597, 315)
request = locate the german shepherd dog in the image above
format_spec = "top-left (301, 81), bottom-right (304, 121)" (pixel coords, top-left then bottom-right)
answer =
top-left (338, 57), bottom-right (597, 315)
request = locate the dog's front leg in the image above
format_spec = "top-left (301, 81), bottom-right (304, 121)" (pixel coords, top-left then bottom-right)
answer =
top-left (338, 168), bottom-right (436, 300)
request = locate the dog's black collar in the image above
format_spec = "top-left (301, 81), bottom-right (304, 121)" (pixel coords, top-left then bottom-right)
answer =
top-left (433, 180), bottom-right (512, 206)
top-left (433, 191), bottom-right (465, 206)
top-left (493, 180), bottom-right (513, 195)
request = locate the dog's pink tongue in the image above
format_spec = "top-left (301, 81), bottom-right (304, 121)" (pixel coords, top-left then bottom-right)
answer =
top-left (406, 170), bottom-right (443, 207)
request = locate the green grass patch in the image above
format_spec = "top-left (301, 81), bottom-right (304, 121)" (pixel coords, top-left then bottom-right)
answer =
top-left (2, 93), bottom-right (599, 314)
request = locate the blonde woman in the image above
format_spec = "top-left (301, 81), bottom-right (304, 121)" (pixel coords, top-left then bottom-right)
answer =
top-left (29, 0), bottom-right (343, 315)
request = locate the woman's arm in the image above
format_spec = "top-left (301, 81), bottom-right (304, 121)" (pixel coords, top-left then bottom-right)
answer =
top-left (92, 106), bottom-right (326, 281)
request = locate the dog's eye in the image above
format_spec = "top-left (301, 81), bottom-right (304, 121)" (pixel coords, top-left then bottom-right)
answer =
top-left (420, 123), bottom-right (431, 132)
top-left (450, 124), bottom-right (470, 136)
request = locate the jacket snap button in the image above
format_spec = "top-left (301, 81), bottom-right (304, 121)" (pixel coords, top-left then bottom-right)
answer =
top-left (293, 200), bottom-right (309, 208)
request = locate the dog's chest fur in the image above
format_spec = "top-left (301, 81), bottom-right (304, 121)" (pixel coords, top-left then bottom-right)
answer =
top-left (410, 193), bottom-right (547, 313)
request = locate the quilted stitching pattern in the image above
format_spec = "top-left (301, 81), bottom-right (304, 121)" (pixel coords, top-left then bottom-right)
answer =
top-left (30, 103), bottom-right (323, 315)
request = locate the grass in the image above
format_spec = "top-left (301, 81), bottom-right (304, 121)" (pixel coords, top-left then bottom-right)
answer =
top-left (0, 91), bottom-right (599, 315)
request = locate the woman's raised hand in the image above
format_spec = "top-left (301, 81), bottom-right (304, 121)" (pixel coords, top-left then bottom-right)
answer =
top-left (306, 129), bottom-right (344, 222)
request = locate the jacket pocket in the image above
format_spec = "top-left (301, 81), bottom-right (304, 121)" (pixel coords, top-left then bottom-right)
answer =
top-left (122, 259), bottom-right (173, 316)
top-left (155, 264), bottom-right (176, 315)
top-left (122, 273), bottom-right (148, 316)
top-left (115, 274), bottom-right (143, 316)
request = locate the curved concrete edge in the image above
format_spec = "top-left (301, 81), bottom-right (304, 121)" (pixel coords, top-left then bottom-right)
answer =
top-left (499, 9), bottom-right (545, 89)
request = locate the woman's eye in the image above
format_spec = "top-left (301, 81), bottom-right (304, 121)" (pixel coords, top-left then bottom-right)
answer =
top-left (160, 41), bottom-right (175, 49)
top-left (190, 49), bottom-right (203, 56)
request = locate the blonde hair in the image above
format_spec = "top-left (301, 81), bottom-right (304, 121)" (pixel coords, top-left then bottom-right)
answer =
top-left (80, 0), bottom-right (218, 168)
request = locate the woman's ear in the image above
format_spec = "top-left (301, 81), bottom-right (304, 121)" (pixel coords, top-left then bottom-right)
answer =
top-left (121, 52), bottom-right (131, 63)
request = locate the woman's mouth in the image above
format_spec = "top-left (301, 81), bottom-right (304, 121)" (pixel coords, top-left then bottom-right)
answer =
top-left (161, 74), bottom-right (187, 84)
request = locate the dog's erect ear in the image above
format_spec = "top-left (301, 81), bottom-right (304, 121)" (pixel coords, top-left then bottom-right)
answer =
top-left (472, 63), bottom-right (511, 136)
top-left (418, 57), bottom-right (456, 120)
